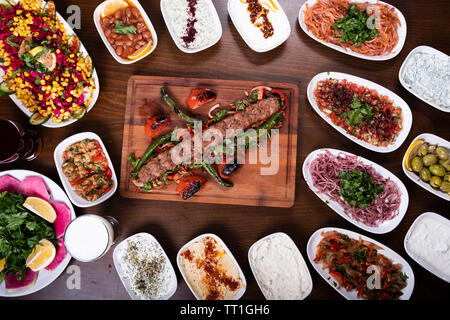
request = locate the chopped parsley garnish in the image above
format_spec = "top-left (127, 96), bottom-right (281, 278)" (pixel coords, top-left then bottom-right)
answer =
top-left (338, 169), bottom-right (384, 208)
top-left (333, 4), bottom-right (379, 45)
top-left (343, 96), bottom-right (373, 126)
top-left (114, 21), bottom-right (137, 35)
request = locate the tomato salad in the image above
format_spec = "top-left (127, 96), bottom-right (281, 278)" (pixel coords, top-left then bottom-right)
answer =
top-left (314, 78), bottom-right (402, 147)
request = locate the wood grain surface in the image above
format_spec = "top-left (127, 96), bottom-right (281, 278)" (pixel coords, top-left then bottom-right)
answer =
top-left (120, 76), bottom-right (298, 207)
top-left (0, 0), bottom-right (449, 300)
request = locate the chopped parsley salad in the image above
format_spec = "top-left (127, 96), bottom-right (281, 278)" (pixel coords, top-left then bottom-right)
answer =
top-left (314, 78), bottom-right (402, 147)
top-left (0, 0), bottom-right (95, 125)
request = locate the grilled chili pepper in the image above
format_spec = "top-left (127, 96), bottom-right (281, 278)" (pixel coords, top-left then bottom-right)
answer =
top-left (177, 175), bottom-right (206, 200)
top-left (161, 87), bottom-right (203, 124)
top-left (144, 114), bottom-right (170, 139)
top-left (187, 89), bottom-right (217, 109)
top-left (271, 90), bottom-right (287, 109)
top-left (202, 160), bottom-right (233, 187)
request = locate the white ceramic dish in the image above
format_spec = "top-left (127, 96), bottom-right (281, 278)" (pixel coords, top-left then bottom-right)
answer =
top-left (113, 232), bottom-right (178, 300)
top-left (248, 232), bottom-right (313, 300)
top-left (307, 72), bottom-right (412, 153)
top-left (0, 169), bottom-right (75, 297)
top-left (228, 0), bottom-right (291, 53)
top-left (1, 0), bottom-right (99, 128)
top-left (303, 148), bottom-right (409, 234)
top-left (402, 133), bottom-right (450, 201)
top-left (53, 132), bottom-right (118, 208)
top-left (298, 0), bottom-right (407, 61)
top-left (93, 0), bottom-right (158, 64)
top-left (404, 212), bottom-right (450, 283)
top-left (177, 233), bottom-right (247, 300)
top-left (398, 46), bottom-right (450, 113)
top-left (161, 0), bottom-right (222, 53)
top-left (307, 227), bottom-right (415, 300)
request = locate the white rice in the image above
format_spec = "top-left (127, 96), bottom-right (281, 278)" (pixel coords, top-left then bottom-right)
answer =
top-left (164, 0), bottom-right (217, 49)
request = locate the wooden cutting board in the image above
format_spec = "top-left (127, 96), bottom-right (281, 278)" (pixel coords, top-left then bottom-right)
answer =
top-left (120, 76), bottom-right (299, 207)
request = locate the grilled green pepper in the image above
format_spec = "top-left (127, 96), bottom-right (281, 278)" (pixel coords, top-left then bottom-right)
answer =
top-left (161, 87), bottom-right (203, 124)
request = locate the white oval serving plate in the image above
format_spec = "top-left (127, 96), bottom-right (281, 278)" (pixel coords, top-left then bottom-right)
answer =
top-left (298, 0), bottom-right (407, 61)
top-left (248, 232), bottom-right (313, 300)
top-left (1, 0), bottom-right (100, 128)
top-left (404, 212), bottom-right (450, 283)
top-left (177, 233), bottom-right (247, 300)
top-left (402, 133), bottom-right (450, 201)
top-left (302, 148), bottom-right (409, 234)
top-left (0, 169), bottom-right (75, 297)
top-left (53, 132), bottom-right (118, 208)
top-left (307, 227), bottom-right (415, 300)
top-left (161, 0), bottom-right (222, 53)
top-left (307, 72), bottom-right (412, 153)
top-left (399, 46), bottom-right (450, 113)
top-left (113, 232), bottom-right (178, 299)
top-left (228, 0), bottom-right (291, 53)
top-left (93, 0), bottom-right (158, 64)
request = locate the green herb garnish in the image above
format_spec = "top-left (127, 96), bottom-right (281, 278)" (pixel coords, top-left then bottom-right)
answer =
top-left (338, 169), bottom-right (384, 209)
top-left (343, 96), bottom-right (373, 126)
top-left (333, 4), bottom-right (379, 45)
top-left (114, 21), bottom-right (137, 35)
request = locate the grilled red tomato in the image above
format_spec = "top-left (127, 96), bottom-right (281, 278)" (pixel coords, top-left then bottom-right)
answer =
top-left (144, 115), bottom-right (170, 139)
top-left (187, 89), bottom-right (216, 109)
top-left (177, 176), bottom-right (206, 200)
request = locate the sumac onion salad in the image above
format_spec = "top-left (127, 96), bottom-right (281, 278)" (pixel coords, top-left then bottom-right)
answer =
top-left (314, 231), bottom-right (409, 300)
top-left (314, 78), bottom-right (402, 147)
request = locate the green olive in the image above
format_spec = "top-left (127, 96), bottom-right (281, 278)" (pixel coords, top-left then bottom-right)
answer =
top-left (436, 147), bottom-right (449, 160)
top-left (417, 143), bottom-right (428, 157)
top-left (444, 174), bottom-right (450, 183)
top-left (440, 181), bottom-right (450, 193)
top-left (419, 168), bottom-right (432, 182)
top-left (422, 154), bottom-right (438, 167)
top-left (411, 156), bottom-right (423, 173)
top-left (429, 164), bottom-right (446, 177)
top-left (428, 145), bottom-right (437, 153)
top-left (430, 176), bottom-right (442, 188)
top-left (439, 159), bottom-right (450, 171)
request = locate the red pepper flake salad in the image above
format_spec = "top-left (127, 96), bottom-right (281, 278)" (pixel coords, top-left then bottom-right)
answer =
top-left (0, 0), bottom-right (95, 124)
top-left (314, 231), bottom-right (408, 300)
top-left (314, 78), bottom-right (402, 147)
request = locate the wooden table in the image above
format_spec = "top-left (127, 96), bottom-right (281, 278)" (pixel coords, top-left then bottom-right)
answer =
top-left (1, 0), bottom-right (449, 300)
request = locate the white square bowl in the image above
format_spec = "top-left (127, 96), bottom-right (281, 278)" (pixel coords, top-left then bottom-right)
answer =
top-left (113, 232), bottom-right (178, 300)
top-left (177, 233), bottom-right (247, 300)
top-left (53, 132), bottom-right (118, 207)
top-left (93, 0), bottom-right (158, 64)
top-left (160, 0), bottom-right (222, 53)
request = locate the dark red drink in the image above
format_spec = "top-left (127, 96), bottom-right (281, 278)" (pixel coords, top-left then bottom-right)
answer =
top-left (0, 119), bottom-right (42, 163)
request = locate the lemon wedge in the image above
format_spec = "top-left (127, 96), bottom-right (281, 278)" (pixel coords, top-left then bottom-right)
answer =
top-left (127, 41), bottom-right (152, 60)
top-left (101, 0), bottom-right (129, 18)
top-left (404, 139), bottom-right (424, 172)
top-left (23, 197), bottom-right (57, 223)
top-left (26, 239), bottom-right (56, 272)
top-left (29, 46), bottom-right (44, 57)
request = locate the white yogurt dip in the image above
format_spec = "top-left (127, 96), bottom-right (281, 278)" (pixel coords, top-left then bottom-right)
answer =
top-left (249, 233), bottom-right (312, 300)
top-left (228, 0), bottom-right (291, 52)
top-left (406, 216), bottom-right (450, 280)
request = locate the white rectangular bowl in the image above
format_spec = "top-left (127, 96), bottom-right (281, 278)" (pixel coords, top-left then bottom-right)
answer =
top-left (302, 148), bottom-right (409, 234)
top-left (298, 0), bottom-right (407, 61)
top-left (307, 72), bottom-right (413, 153)
top-left (228, 0), bottom-right (291, 53)
top-left (307, 227), bottom-right (415, 300)
top-left (177, 233), bottom-right (247, 300)
top-left (93, 0), bottom-right (158, 64)
top-left (53, 132), bottom-right (118, 207)
top-left (404, 212), bottom-right (450, 283)
top-left (402, 133), bottom-right (450, 201)
top-left (248, 232), bottom-right (313, 300)
top-left (161, 0), bottom-right (222, 53)
top-left (398, 46), bottom-right (450, 113)
top-left (113, 232), bottom-right (178, 300)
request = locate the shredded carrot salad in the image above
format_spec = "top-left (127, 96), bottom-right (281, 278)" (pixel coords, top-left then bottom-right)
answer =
top-left (303, 0), bottom-right (400, 56)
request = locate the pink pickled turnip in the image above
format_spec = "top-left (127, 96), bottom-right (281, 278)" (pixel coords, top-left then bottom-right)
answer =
top-left (5, 269), bottom-right (38, 292)
top-left (18, 176), bottom-right (51, 201)
top-left (0, 175), bottom-right (21, 193)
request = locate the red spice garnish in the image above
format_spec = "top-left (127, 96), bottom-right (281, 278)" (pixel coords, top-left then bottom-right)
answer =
top-left (181, 249), bottom-right (193, 262)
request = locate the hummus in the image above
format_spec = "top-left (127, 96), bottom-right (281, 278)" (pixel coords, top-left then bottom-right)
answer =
top-left (249, 233), bottom-right (312, 299)
top-left (179, 236), bottom-right (245, 300)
